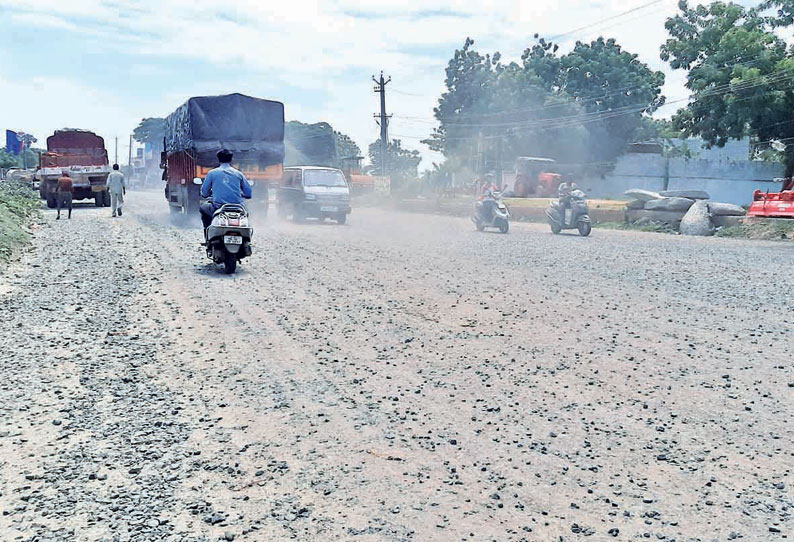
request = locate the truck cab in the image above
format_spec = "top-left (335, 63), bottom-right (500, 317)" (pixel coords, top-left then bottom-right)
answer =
top-left (277, 166), bottom-right (351, 224)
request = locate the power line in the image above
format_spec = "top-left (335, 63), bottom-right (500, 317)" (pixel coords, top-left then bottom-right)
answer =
top-left (548, 0), bottom-right (667, 40)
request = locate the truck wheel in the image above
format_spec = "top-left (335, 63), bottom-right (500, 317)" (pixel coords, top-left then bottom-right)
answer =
top-left (336, 213), bottom-right (347, 225)
top-left (95, 194), bottom-right (103, 207)
top-left (103, 191), bottom-right (111, 207)
top-left (46, 195), bottom-right (57, 209)
top-left (277, 205), bottom-right (288, 220)
top-left (223, 254), bottom-right (237, 274)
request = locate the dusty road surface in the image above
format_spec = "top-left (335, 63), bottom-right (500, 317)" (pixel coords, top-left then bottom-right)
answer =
top-left (1, 190), bottom-right (792, 542)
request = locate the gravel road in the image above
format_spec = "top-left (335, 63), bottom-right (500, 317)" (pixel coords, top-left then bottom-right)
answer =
top-left (1, 190), bottom-right (792, 541)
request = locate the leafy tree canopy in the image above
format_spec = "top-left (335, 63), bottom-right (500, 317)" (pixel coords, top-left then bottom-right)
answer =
top-left (368, 138), bottom-right (421, 184)
top-left (334, 131), bottom-right (361, 159)
top-left (133, 118), bottom-right (166, 150)
top-left (661, 0), bottom-right (794, 171)
top-left (426, 36), bottom-right (665, 171)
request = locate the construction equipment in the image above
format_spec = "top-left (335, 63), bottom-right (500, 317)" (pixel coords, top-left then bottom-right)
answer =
top-left (748, 178), bottom-right (794, 218)
top-left (502, 157), bottom-right (562, 198)
top-left (37, 130), bottom-right (111, 208)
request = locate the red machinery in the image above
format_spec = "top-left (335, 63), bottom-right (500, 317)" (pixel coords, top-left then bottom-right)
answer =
top-left (748, 178), bottom-right (794, 218)
top-left (505, 157), bottom-right (562, 198)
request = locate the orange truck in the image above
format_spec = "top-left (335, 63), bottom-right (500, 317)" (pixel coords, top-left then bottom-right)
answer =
top-left (162, 93), bottom-right (285, 217)
top-left (37, 129), bottom-right (111, 208)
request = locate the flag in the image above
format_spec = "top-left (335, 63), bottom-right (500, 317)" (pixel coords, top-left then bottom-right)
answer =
top-left (5, 130), bottom-right (21, 155)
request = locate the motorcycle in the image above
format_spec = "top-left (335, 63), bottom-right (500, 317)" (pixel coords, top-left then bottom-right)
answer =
top-left (472, 191), bottom-right (510, 233)
top-left (546, 189), bottom-right (592, 236)
top-left (204, 202), bottom-right (253, 274)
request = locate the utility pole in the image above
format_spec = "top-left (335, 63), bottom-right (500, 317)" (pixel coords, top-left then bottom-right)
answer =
top-left (372, 71), bottom-right (391, 178)
top-left (128, 134), bottom-right (133, 170)
top-left (114, 136), bottom-right (119, 165)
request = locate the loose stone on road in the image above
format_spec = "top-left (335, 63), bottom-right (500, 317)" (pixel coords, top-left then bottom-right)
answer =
top-left (0, 190), bottom-right (791, 541)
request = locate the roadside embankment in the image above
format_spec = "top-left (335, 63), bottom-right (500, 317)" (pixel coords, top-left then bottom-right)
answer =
top-left (0, 180), bottom-right (39, 263)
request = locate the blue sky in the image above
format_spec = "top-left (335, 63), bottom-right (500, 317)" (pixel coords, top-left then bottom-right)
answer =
top-left (0, 0), bottom-right (709, 168)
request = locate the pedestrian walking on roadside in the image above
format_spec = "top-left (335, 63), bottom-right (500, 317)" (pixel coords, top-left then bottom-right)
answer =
top-left (106, 164), bottom-right (126, 217)
top-left (56, 171), bottom-right (73, 220)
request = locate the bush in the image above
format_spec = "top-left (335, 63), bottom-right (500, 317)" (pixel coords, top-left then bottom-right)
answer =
top-left (0, 180), bottom-right (40, 262)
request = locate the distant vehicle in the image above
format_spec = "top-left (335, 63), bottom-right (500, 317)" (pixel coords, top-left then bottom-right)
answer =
top-left (546, 188), bottom-right (592, 236)
top-left (162, 93), bottom-right (285, 219)
top-left (37, 130), bottom-right (111, 208)
top-left (277, 166), bottom-right (351, 224)
top-left (748, 177), bottom-right (794, 218)
top-left (503, 157), bottom-right (562, 198)
top-left (472, 190), bottom-right (510, 233)
top-left (204, 203), bottom-right (253, 274)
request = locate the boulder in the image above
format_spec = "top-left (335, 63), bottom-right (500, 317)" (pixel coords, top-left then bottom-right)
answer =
top-left (708, 202), bottom-right (746, 216)
top-left (659, 189), bottom-right (710, 200)
top-left (712, 215), bottom-right (743, 228)
top-left (644, 197), bottom-right (695, 212)
top-left (626, 209), bottom-right (687, 226)
top-left (679, 200), bottom-right (714, 236)
top-left (626, 199), bottom-right (646, 210)
top-left (624, 189), bottom-right (662, 202)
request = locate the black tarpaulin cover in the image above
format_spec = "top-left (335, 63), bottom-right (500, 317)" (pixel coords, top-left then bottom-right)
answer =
top-left (165, 93), bottom-right (285, 167)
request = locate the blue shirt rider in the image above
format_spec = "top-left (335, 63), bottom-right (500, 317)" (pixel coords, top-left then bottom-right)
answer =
top-left (199, 148), bottom-right (252, 231)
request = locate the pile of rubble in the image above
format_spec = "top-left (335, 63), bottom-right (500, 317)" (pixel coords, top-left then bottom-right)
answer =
top-left (624, 189), bottom-right (746, 236)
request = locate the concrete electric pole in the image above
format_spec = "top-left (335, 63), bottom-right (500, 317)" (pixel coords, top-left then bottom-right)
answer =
top-left (372, 72), bottom-right (391, 178)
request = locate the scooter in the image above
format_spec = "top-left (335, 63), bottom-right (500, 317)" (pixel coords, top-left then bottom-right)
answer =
top-left (472, 191), bottom-right (510, 233)
top-left (204, 202), bottom-right (253, 274)
top-left (546, 189), bottom-right (591, 236)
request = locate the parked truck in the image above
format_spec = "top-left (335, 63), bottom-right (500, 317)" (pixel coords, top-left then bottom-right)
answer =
top-left (37, 129), bottom-right (111, 208)
top-left (162, 93), bottom-right (285, 218)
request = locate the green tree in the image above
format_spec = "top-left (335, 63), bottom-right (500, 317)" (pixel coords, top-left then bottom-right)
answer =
top-left (525, 37), bottom-right (666, 163)
top-left (0, 149), bottom-right (19, 169)
top-left (661, 0), bottom-right (794, 172)
top-left (368, 139), bottom-right (421, 183)
top-left (426, 37), bottom-right (664, 173)
top-left (334, 131), bottom-right (361, 159)
top-left (285, 121), bottom-right (339, 167)
top-left (133, 118), bottom-right (166, 152)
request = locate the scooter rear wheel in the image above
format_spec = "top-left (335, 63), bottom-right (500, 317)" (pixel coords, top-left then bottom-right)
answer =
top-left (223, 254), bottom-right (237, 274)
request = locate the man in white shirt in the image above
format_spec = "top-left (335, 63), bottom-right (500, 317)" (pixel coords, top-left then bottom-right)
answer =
top-left (106, 164), bottom-right (126, 217)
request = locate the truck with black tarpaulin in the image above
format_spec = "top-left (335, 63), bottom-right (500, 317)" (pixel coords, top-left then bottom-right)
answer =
top-left (162, 93), bottom-right (285, 217)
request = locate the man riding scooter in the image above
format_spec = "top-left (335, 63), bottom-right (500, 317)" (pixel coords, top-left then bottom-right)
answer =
top-left (477, 173), bottom-right (500, 223)
top-left (472, 173), bottom-right (510, 233)
top-left (199, 148), bottom-right (253, 237)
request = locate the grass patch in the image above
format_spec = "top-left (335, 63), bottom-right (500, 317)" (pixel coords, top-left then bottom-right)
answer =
top-left (594, 221), bottom-right (678, 234)
top-left (0, 180), bottom-right (40, 263)
top-left (715, 220), bottom-right (794, 240)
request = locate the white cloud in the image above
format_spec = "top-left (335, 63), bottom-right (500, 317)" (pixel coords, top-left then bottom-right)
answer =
top-left (0, 0), bottom-right (694, 168)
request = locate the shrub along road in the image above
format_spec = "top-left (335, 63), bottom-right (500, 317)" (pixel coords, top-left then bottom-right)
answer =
top-left (0, 190), bottom-right (791, 541)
